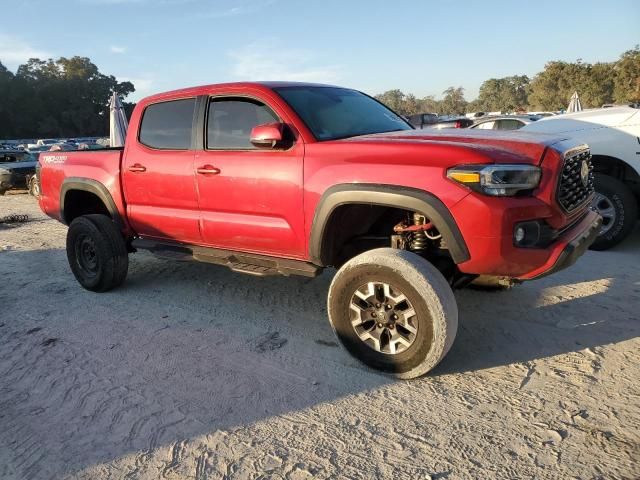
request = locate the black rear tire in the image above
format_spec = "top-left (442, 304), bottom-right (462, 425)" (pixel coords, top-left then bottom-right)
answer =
top-left (590, 174), bottom-right (638, 251)
top-left (66, 215), bottom-right (129, 292)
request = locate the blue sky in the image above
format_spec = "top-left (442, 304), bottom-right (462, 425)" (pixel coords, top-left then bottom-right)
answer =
top-left (2, 0), bottom-right (638, 101)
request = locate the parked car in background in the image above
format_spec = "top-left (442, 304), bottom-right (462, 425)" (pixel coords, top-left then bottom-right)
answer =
top-left (522, 106), bottom-right (640, 250)
top-left (72, 137), bottom-right (99, 146)
top-left (406, 113), bottom-right (439, 128)
top-left (0, 150), bottom-right (38, 195)
top-left (471, 115), bottom-right (541, 131)
top-left (409, 114), bottom-right (474, 129)
top-left (26, 145), bottom-right (52, 153)
top-left (528, 111), bottom-right (557, 117)
top-left (49, 143), bottom-right (77, 152)
top-left (27, 166), bottom-right (41, 197)
top-left (36, 139), bottom-right (58, 147)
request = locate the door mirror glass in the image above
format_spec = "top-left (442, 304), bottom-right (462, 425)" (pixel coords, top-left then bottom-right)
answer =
top-left (250, 122), bottom-right (285, 148)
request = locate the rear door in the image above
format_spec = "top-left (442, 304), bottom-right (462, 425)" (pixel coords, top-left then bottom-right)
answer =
top-left (122, 97), bottom-right (201, 243)
top-left (194, 95), bottom-right (306, 258)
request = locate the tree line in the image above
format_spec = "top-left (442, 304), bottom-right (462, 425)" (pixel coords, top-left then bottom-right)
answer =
top-left (375, 46), bottom-right (640, 116)
top-left (1, 46), bottom-right (638, 139)
top-left (0, 56), bottom-right (135, 139)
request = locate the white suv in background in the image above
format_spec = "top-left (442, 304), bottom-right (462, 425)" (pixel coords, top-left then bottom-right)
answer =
top-left (523, 106), bottom-right (640, 250)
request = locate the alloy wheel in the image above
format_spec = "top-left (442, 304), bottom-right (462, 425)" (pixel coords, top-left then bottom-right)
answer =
top-left (349, 281), bottom-right (418, 355)
top-left (592, 192), bottom-right (617, 235)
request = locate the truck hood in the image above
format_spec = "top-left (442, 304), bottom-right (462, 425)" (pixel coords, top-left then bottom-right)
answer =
top-left (339, 129), bottom-right (572, 165)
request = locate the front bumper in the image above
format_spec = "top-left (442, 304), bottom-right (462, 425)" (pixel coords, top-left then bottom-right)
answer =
top-left (518, 210), bottom-right (601, 280)
top-left (452, 193), bottom-right (602, 279)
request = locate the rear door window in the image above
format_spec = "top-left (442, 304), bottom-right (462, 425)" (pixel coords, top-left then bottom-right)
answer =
top-left (139, 98), bottom-right (196, 150)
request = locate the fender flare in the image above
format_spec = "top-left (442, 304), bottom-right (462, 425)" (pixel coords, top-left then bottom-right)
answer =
top-left (309, 184), bottom-right (470, 266)
top-left (60, 177), bottom-right (124, 228)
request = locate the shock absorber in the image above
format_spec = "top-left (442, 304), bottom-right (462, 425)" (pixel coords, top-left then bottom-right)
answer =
top-left (409, 213), bottom-right (428, 252)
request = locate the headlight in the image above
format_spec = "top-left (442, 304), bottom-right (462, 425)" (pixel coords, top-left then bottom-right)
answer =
top-left (447, 164), bottom-right (541, 196)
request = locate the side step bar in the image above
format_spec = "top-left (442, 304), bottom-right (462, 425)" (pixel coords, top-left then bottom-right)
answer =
top-left (131, 238), bottom-right (321, 278)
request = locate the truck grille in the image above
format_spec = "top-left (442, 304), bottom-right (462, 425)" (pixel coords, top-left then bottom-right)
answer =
top-left (557, 149), bottom-right (594, 212)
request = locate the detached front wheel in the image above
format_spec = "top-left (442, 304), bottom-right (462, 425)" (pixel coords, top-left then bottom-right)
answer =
top-left (328, 248), bottom-right (458, 379)
top-left (66, 214), bottom-right (129, 292)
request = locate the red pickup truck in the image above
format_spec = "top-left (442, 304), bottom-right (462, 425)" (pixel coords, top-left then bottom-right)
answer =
top-left (38, 82), bottom-right (601, 378)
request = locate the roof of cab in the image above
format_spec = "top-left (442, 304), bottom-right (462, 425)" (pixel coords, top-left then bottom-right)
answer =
top-left (140, 81), bottom-right (342, 104)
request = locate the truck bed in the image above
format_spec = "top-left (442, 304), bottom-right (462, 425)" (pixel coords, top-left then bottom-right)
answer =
top-left (38, 148), bottom-right (127, 227)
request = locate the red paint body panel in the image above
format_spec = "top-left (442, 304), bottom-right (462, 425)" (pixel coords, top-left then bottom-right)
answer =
top-left (193, 86), bottom-right (306, 257)
top-left (38, 82), bottom-right (596, 280)
top-left (38, 150), bottom-right (133, 235)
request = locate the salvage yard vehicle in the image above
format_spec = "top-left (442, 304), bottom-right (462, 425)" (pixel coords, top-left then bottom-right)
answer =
top-left (38, 82), bottom-right (601, 378)
top-left (523, 106), bottom-right (640, 250)
top-left (0, 150), bottom-right (38, 195)
top-left (470, 114), bottom-right (541, 131)
top-left (410, 114), bottom-right (474, 129)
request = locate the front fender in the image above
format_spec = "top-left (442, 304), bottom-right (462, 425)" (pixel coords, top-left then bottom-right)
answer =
top-left (309, 184), bottom-right (470, 265)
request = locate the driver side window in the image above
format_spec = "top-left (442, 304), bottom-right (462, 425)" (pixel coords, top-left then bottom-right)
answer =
top-left (206, 98), bottom-right (279, 150)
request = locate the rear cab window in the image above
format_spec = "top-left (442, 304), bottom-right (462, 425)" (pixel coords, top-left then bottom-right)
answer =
top-left (138, 98), bottom-right (196, 149)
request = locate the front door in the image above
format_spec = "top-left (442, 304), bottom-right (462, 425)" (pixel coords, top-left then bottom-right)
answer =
top-left (122, 97), bottom-right (201, 243)
top-left (195, 96), bottom-right (305, 258)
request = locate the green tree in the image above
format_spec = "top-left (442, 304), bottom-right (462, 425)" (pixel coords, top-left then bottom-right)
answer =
top-left (528, 60), bottom-right (614, 110)
top-left (0, 56), bottom-right (135, 139)
top-left (580, 62), bottom-right (615, 107)
top-left (419, 95), bottom-right (440, 114)
top-left (0, 62), bottom-right (16, 136)
top-left (440, 87), bottom-right (467, 115)
top-left (375, 90), bottom-right (428, 116)
top-left (403, 93), bottom-right (422, 115)
top-left (613, 46), bottom-right (640, 103)
top-left (475, 75), bottom-right (530, 112)
top-left (375, 89), bottom-right (407, 113)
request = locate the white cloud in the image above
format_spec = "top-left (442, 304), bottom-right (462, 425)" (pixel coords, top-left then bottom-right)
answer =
top-left (0, 34), bottom-right (51, 70)
top-left (227, 41), bottom-right (341, 83)
top-left (110, 45), bottom-right (127, 54)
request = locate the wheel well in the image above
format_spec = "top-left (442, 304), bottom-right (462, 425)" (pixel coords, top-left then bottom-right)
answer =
top-left (321, 204), bottom-right (407, 267)
top-left (63, 190), bottom-right (111, 225)
top-left (591, 155), bottom-right (640, 199)
top-left (319, 204), bottom-right (460, 278)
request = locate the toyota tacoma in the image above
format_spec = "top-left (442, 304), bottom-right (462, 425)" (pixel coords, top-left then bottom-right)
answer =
top-left (38, 82), bottom-right (602, 378)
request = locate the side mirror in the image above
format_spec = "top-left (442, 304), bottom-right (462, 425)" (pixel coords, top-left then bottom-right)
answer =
top-left (250, 122), bottom-right (285, 149)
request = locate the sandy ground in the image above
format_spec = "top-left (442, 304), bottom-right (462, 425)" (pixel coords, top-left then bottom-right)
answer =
top-left (0, 192), bottom-right (638, 480)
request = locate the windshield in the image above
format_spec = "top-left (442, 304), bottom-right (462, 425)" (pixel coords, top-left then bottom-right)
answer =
top-left (274, 86), bottom-right (412, 141)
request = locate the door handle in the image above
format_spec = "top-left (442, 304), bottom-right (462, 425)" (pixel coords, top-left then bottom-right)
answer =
top-left (128, 163), bottom-right (146, 173)
top-left (196, 165), bottom-right (221, 175)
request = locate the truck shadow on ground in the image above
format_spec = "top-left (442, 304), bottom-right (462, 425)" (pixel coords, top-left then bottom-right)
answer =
top-left (436, 223), bottom-right (640, 375)
top-left (0, 225), bottom-right (638, 477)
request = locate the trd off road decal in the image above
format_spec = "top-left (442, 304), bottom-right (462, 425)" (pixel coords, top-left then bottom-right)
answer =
top-left (41, 155), bottom-right (67, 164)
